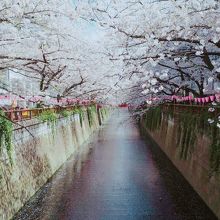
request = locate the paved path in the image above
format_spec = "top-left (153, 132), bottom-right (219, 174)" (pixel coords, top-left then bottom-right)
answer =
top-left (14, 109), bottom-right (217, 220)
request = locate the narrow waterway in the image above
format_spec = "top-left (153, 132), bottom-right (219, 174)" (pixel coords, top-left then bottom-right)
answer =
top-left (14, 109), bottom-right (217, 220)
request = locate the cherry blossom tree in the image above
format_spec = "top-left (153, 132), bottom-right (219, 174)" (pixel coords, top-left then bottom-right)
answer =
top-left (0, 0), bottom-right (119, 103)
top-left (81, 0), bottom-right (220, 102)
top-left (1, 0), bottom-right (220, 104)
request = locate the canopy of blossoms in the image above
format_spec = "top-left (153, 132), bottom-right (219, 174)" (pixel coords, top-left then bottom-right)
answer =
top-left (1, 0), bottom-right (220, 105)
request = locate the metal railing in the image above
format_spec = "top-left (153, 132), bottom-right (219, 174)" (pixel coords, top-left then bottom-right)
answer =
top-left (3, 104), bottom-right (90, 122)
top-left (162, 103), bottom-right (220, 115)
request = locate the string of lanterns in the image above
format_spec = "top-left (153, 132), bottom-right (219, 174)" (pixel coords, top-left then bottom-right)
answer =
top-left (144, 94), bottom-right (220, 105)
top-left (0, 95), bottom-right (92, 106)
top-left (171, 94), bottom-right (220, 104)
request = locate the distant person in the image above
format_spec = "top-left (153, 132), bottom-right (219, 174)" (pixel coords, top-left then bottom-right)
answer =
top-left (11, 99), bottom-right (17, 109)
top-left (57, 94), bottom-right (61, 103)
top-left (36, 100), bottom-right (44, 108)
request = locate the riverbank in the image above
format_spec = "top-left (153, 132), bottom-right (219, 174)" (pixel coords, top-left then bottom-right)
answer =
top-left (0, 106), bottom-right (110, 220)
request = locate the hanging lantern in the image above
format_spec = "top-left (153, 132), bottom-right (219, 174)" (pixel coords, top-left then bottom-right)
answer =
top-left (205, 97), bottom-right (209, 103)
top-left (210, 96), bottom-right (215, 102)
top-left (189, 96), bottom-right (193, 101)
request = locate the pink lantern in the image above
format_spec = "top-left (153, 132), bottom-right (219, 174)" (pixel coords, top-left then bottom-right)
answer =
top-left (194, 98), bottom-right (197, 102)
top-left (201, 98), bottom-right (205, 103)
top-left (210, 96), bottom-right (215, 102)
top-left (215, 94), bottom-right (220, 102)
top-left (205, 97), bottom-right (209, 103)
top-left (198, 98), bottom-right (201, 103)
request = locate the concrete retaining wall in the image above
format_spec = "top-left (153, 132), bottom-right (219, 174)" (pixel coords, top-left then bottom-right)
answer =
top-left (140, 110), bottom-right (220, 219)
top-left (0, 107), bottom-right (110, 220)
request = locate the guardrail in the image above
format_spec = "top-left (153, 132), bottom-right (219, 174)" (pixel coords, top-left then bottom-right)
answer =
top-left (162, 103), bottom-right (220, 115)
top-left (3, 105), bottom-right (90, 122)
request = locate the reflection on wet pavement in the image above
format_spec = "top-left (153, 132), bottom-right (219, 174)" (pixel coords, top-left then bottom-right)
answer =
top-left (14, 109), bottom-right (217, 220)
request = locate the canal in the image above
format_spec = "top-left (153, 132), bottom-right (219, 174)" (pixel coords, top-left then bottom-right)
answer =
top-left (14, 109), bottom-right (217, 220)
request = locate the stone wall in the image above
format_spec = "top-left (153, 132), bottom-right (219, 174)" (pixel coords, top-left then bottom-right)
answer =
top-left (140, 108), bottom-right (220, 218)
top-left (0, 107), bottom-right (110, 220)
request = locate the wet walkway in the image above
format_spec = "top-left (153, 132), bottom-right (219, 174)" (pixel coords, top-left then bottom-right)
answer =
top-left (14, 109), bottom-right (217, 220)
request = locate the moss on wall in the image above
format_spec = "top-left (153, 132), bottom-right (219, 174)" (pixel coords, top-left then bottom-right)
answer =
top-left (142, 106), bottom-right (220, 174)
top-left (140, 105), bottom-right (220, 218)
top-left (144, 107), bottom-right (162, 131)
top-left (0, 107), bottom-right (110, 220)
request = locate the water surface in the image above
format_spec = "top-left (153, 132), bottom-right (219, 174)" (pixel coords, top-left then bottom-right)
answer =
top-left (14, 109), bottom-right (217, 220)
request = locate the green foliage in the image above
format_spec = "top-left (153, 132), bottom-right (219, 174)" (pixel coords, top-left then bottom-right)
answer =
top-left (39, 107), bottom-right (85, 129)
top-left (87, 105), bottom-right (97, 127)
top-left (72, 108), bottom-right (84, 127)
top-left (100, 108), bottom-right (106, 121)
top-left (60, 110), bottom-right (72, 118)
top-left (0, 110), bottom-right (13, 165)
top-left (101, 108), bottom-right (108, 119)
top-left (99, 109), bottom-right (103, 121)
top-left (38, 111), bottom-right (58, 136)
top-left (209, 127), bottom-right (220, 174)
top-left (175, 111), bottom-right (219, 168)
top-left (72, 108), bottom-right (83, 115)
top-left (143, 106), bottom-right (220, 175)
top-left (176, 113), bottom-right (197, 160)
top-left (38, 111), bottom-right (58, 123)
top-left (144, 107), bottom-right (162, 131)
